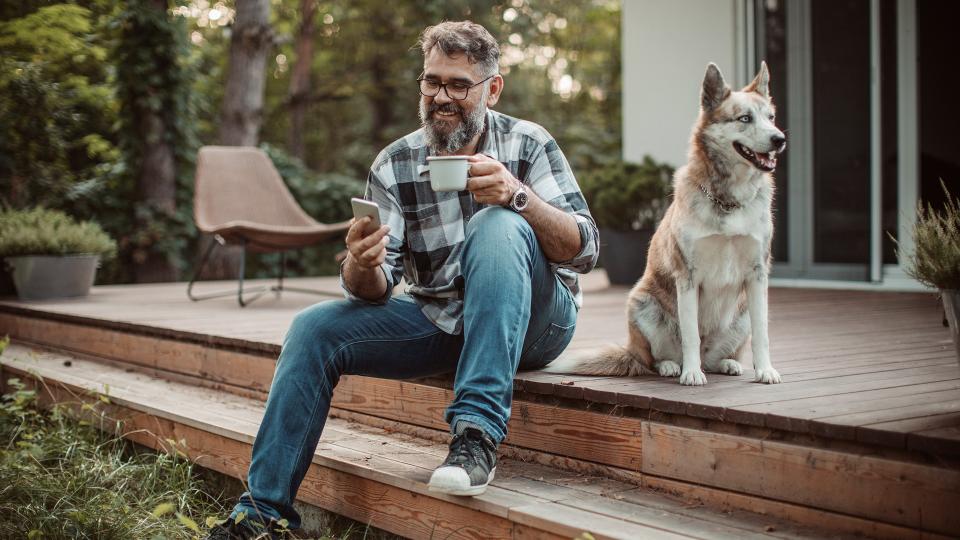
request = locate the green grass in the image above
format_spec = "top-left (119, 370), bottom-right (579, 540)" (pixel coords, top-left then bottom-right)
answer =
top-left (0, 377), bottom-right (225, 539)
top-left (0, 367), bottom-right (401, 540)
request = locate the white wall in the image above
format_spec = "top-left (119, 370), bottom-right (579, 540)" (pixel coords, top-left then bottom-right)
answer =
top-left (622, 0), bottom-right (739, 168)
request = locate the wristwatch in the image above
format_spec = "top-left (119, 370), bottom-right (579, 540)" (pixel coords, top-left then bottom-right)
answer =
top-left (508, 185), bottom-right (530, 213)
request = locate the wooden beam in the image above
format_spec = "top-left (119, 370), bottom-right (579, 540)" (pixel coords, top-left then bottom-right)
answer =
top-left (641, 423), bottom-right (960, 535)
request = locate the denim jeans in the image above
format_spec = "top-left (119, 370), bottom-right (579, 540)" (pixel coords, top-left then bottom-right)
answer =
top-left (232, 207), bottom-right (578, 528)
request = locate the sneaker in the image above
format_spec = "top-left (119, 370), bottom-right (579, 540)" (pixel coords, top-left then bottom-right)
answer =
top-left (206, 516), bottom-right (297, 540)
top-left (428, 427), bottom-right (497, 496)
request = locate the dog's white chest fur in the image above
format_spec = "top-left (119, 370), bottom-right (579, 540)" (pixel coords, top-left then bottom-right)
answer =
top-left (690, 234), bottom-right (760, 287)
top-left (682, 184), bottom-right (771, 289)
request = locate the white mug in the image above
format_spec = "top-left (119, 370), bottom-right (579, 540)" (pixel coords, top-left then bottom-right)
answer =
top-left (426, 156), bottom-right (469, 191)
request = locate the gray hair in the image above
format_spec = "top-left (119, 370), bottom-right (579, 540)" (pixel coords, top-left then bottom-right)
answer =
top-left (418, 21), bottom-right (500, 78)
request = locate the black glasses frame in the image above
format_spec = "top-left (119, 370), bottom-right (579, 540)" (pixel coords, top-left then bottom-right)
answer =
top-left (416, 73), bottom-right (496, 100)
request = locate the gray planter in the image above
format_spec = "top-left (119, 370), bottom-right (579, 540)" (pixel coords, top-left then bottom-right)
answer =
top-left (5, 254), bottom-right (100, 301)
top-left (599, 228), bottom-right (654, 286)
top-left (943, 289), bottom-right (960, 364)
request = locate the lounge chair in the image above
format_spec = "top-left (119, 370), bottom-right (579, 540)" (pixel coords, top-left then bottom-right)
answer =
top-left (187, 146), bottom-right (352, 306)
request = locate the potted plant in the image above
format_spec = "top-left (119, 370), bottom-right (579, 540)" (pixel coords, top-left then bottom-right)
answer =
top-left (578, 157), bottom-right (673, 285)
top-left (899, 181), bottom-right (960, 362)
top-left (0, 208), bottom-right (117, 300)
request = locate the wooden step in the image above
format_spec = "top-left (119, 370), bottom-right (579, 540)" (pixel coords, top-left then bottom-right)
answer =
top-left (3, 311), bottom-right (960, 538)
top-left (1, 343), bottom-right (854, 540)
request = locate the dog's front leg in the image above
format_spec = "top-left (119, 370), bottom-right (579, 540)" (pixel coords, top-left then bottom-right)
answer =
top-left (676, 280), bottom-right (708, 386)
top-left (746, 275), bottom-right (782, 383)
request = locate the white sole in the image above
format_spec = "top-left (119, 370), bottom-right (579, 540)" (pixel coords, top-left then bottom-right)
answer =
top-left (428, 467), bottom-right (496, 496)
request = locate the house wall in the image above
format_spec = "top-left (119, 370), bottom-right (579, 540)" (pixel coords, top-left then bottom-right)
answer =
top-left (622, 0), bottom-right (739, 168)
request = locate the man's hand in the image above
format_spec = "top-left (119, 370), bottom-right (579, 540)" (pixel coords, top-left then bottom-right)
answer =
top-left (345, 217), bottom-right (390, 269)
top-left (467, 154), bottom-right (521, 206)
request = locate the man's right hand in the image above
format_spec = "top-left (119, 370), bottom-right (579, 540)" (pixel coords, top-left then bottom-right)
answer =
top-left (345, 217), bottom-right (390, 269)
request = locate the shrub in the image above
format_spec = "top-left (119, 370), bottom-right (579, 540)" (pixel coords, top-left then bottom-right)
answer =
top-left (900, 180), bottom-right (960, 290)
top-left (0, 208), bottom-right (117, 258)
top-left (577, 157), bottom-right (673, 232)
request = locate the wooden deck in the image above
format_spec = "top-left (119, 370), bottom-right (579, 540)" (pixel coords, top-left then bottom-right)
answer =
top-left (1, 271), bottom-right (956, 456)
top-left (2, 270), bottom-right (959, 538)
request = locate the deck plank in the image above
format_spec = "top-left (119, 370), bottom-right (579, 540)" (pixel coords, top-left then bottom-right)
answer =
top-left (1, 272), bottom-right (957, 455)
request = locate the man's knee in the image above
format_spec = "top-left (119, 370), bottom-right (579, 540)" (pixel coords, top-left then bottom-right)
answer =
top-left (465, 206), bottom-right (534, 246)
top-left (280, 301), bottom-right (355, 373)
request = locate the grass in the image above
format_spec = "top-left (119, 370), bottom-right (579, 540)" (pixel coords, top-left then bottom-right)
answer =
top-left (0, 362), bottom-right (400, 539)
top-left (0, 376), bottom-right (225, 539)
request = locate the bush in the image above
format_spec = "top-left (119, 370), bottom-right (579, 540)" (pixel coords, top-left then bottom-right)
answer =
top-left (900, 180), bottom-right (960, 290)
top-left (0, 208), bottom-right (117, 258)
top-left (577, 157), bottom-right (673, 232)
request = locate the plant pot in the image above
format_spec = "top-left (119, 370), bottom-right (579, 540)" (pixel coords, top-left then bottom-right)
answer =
top-left (5, 254), bottom-right (100, 301)
top-left (598, 228), bottom-right (654, 286)
top-left (943, 289), bottom-right (960, 364)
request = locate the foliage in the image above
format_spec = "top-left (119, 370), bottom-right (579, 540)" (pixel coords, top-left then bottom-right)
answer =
top-left (899, 180), bottom-right (960, 290)
top-left (0, 377), bottom-right (225, 539)
top-left (0, 208), bottom-right (117, 258)
top-left (0, 3), bottom-right (119, 211)
top-left (577, 157), bottom-right (674, 232)
top-left (109, 0), bottom-right (200, 280)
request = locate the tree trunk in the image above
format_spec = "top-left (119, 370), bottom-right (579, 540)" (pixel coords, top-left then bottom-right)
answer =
top-left (218, 0), bottom-right (272, 146)
top-left (368, 12), bottom-right (394, 150)
top-left (209, 0), bottom-right (273, 279)
top-left (288, 0), bottom-right (317, 160)
top-left (133, 0), bottom-right (178, 283)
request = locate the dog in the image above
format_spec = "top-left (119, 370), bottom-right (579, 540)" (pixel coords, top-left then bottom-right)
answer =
top-left (546, 62), bottom-right (785, 385)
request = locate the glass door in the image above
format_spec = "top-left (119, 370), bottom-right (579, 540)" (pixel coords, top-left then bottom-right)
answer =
top-left (757, 0), bottom-right (901, 281)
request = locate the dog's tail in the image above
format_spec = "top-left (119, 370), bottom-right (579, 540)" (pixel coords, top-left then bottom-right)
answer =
top-left (542, 346), bottom-right (651, 376)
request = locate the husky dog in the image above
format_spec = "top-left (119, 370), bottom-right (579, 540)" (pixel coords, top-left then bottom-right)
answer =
top-left (547, 62), bottom-right (785, 385)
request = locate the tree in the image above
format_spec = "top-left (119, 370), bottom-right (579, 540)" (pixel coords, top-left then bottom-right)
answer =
top-left (219, 0), bottom-right (274, 146)
top-left (115, 0), bottom-right (196, 282)
top-left (287, 0), bottom-right (317, 159)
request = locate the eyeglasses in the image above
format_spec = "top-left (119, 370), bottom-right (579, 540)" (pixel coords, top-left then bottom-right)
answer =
top-left (417, 73), bottom-right (496, 100)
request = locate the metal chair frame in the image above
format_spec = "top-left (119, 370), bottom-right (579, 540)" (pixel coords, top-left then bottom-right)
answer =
top-left (186, 234), bottom-right (339, 307)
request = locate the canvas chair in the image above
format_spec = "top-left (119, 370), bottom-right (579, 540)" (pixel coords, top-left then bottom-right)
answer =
top-left (187, 146), bottom-right (352, 306)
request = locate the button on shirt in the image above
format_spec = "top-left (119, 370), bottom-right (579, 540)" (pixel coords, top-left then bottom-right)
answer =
top-left (341, 109), bottom-right (599, 334)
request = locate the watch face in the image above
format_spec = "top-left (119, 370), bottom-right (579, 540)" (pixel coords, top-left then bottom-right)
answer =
top-left (512, 189), bottom-right (529, 212)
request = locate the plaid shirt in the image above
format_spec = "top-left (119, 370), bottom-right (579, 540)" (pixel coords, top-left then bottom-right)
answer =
top-left (341, 109), bottom-right (599, 334)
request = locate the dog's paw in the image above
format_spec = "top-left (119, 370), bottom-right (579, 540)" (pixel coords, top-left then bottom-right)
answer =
top-left (754, 366), bottom-right (782, 384)
top-left (679, 370), bottom-right (708, 386)
top-left (717, 359), bottom-right (743, 376)
top-left (657, 361), bottom-right (681, 377)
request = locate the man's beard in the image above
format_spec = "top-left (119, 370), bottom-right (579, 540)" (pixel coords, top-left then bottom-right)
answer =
top-left (419, 98), bottom-right (487, 155)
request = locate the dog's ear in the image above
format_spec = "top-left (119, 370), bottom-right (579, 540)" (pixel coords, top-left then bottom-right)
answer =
top-left (746, 61), bottom-right (771, 98)
top-left (701, 63), bottom-right (730, 112)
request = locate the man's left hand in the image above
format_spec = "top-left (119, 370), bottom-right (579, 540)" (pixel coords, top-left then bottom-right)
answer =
top-left (466, 154), bottom-right (521, 207)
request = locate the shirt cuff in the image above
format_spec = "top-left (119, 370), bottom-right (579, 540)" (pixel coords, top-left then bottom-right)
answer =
top-left (338, 260), bottom-right (395, 305)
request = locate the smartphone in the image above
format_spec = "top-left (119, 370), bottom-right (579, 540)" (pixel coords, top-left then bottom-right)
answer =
top-left (350, 197), bottom-right (382, 236)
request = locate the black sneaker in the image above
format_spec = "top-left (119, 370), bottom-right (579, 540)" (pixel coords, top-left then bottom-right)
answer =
top-left (206, 517), bottom-right (297, 540)
top-left (428, 427), bottom-right (497, 496)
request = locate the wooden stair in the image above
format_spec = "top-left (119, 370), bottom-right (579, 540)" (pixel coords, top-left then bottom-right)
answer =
top-left (2, 302), bottom-right (959, 539)
top-left (3, 344), bottom-right (841, 540)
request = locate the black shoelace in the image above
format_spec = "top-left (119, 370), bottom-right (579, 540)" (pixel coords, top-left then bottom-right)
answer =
top-left (447, 429), bottom-right (486, 467)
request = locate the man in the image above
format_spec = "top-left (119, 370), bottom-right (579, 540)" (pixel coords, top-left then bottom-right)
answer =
top-left (208, 20), bottom-right (598, 539)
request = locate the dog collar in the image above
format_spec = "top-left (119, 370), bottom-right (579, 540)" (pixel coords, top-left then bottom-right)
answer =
top-left (699, 184), bottom-right (741, 213)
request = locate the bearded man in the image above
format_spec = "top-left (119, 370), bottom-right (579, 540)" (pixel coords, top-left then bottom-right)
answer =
top-left (207, 20), bottom-right (598, 539)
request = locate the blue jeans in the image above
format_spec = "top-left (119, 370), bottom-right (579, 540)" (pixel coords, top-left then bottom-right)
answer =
top-left (232, 207), bottom-right (578, 528)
